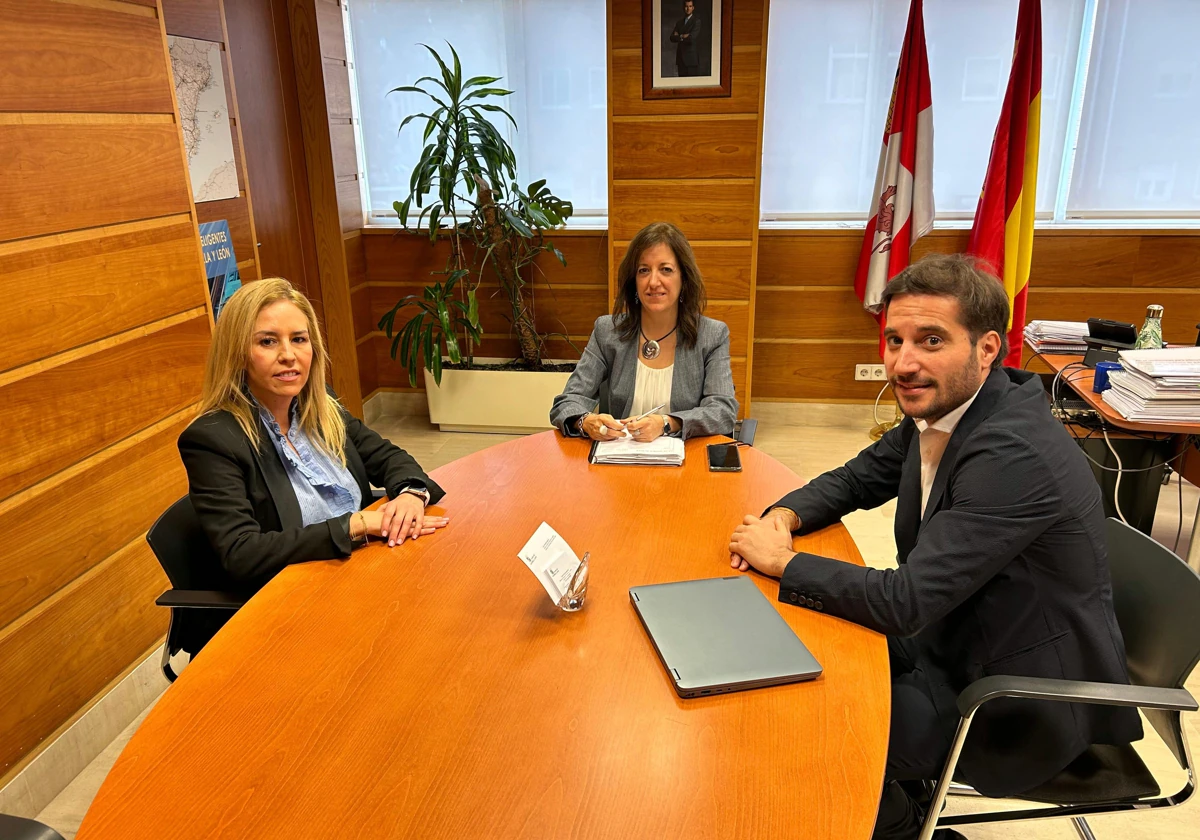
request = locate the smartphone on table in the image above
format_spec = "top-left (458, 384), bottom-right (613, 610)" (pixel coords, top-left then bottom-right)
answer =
top-left (707, 442), bottom-right (742, 472)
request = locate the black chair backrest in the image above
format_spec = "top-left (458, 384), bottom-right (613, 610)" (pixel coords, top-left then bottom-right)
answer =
top-left (1105, 517), bottom-right (1200, 767)
top-left (147, 496), bottom-right (237, 593)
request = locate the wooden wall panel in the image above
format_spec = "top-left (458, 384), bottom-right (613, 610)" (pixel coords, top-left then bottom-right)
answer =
top-left (351, 285), bottom-right (373, 338)
top-left (0, 122), bottom-right (192, 243)
top-left (755, 287), bottom-right (880, 339)
top-left (610, 180), bottom-right (757, 241)
top-left (0, 219), bottom-right (206, 374)
top-left (1132, 235), bottom-right (1200, 287)
top-left (0, 317), bottom-right (209, 500)
top-left (331, 121), bottom-right (358, 179)
top-left (223, 0), bottom-right (324, 303)
top-left (707, 302), bottom-right (750, 356)
top-left (610, 49), bottom-right (763, 117)
top-left (611, 117), bottom-right (759, 180)
top-left (323, 59), bottom-right (352, 120)
top-left (316, 0), bottom-right (346, 60)
top-left (0, 2), bottom-right (212, 785)
top-left (288, 0), bottom-right (362, 414)
top-left (753, 230), bottom-right (1200, 402)
top-left (0, 0), bottom-right (175, 114)
top-left (338, 178), bottom-right (363, 232)
top-left (1026, 289), bottom-right (1200, 344)
top-left (161, 0), bottom-right (224, 42)
top-left (0, 540), bottom-right (168, 777)
top-left (0, 416), bottom-right (190, 631)
top-left (754, 342), bottom-right (888, 402)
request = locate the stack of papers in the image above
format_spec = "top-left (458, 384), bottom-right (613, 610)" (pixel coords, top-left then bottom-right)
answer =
top-left (1024, 320), bottom-right (1088, 354)
top-left (590, 434), bottom-right (685, 466)
top-left (1102, 347), bottom-right (1200, 424)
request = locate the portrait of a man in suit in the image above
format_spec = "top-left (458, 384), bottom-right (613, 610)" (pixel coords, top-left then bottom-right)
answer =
top-left (661, 0), bottom-right (712, 79)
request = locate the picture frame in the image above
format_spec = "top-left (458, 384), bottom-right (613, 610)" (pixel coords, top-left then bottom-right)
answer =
top-left (642, 0), bottom-right (733, 100)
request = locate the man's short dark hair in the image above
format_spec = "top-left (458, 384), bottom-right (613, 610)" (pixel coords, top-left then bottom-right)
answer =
top-left (881, 253), bottom-right (1010, 370)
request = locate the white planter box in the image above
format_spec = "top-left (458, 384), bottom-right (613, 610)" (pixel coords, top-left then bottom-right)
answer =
top-left (422, 361), bottom-right (575, 434)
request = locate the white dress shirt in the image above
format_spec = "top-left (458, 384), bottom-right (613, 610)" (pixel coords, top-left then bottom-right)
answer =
top-left (914, 384), bottom-right (984, 517)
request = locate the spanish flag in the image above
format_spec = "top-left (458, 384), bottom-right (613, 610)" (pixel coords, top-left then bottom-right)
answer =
top-left (967, 0), bottom-right (1041, 368)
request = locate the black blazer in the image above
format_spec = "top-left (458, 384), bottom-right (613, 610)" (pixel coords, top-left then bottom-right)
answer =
top-left (770, 367), bottom-right (1142, 797)
top-left (178, 405), bottom-right (445, 593)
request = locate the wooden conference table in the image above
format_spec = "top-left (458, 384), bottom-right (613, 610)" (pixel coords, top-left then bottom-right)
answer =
top-left (1034, 349), bottom-right (1200, 569)
top-left (77, 432), bottom-right (889, 840)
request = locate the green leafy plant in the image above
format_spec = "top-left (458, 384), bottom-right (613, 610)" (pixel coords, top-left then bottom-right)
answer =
top-left (379, 43), bottom-right (574, 386)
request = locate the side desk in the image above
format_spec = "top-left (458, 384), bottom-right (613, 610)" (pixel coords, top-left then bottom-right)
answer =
top-left (1031, 348), bottom-right (1200, 568)
top-left (76, 432), bottom-right (890, 840)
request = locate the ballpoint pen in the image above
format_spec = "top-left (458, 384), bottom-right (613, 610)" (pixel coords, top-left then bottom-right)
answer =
top-left (630, 403), bottom-right (666, 423)
top-left (626, 403), bottom-right (667, 437)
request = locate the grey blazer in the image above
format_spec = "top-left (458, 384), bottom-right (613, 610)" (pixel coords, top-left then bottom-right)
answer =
top-left (549, 315), bottom-right (738, 439)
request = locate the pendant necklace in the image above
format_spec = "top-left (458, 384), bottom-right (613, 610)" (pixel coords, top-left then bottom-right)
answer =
top-left (640, 323), bottom-right (678, 360)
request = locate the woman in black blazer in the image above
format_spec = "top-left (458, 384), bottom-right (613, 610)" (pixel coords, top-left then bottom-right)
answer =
top-left (179, 278), bottom-right (446, 593)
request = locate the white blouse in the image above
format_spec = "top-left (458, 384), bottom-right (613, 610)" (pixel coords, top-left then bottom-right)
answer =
top-left (628, 361), bottom-right (673, 418)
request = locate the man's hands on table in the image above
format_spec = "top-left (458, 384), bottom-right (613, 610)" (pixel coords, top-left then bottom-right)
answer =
top-left (729, 507), bottom-right (800, 578)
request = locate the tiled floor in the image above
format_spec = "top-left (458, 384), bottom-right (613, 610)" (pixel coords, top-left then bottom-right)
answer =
top-left (34, 417), bottom-right (1200, 839)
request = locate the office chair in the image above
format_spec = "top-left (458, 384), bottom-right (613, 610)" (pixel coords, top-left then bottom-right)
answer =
top-left (0, 814), bottom-right (65, 840)
top-left (919, 517), bottom-right (1199, 840)
top-left (147, 496), bottom-right (247, 682)
top-left (597, 382), bottom-right (758, 445)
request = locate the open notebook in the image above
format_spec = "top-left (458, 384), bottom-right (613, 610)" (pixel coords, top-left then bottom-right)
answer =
top-left (589, 434), bottom-right (685, 466)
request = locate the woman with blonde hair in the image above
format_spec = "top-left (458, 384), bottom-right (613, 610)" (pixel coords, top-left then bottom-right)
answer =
top-left (550, 221), bottom-right (737, 441)
top-left (179, 278), bottom-right (446, 593)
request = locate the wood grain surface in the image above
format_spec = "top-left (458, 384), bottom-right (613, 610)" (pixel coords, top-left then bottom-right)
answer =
top-left (612, 117), bottom-right (759, 180)
top-left (0, 219), bottom-right (205, 373)
top-left (610, 180), bottom-right (758, 241)
top-left (0, 316), bottom-right (209, 499)
top-left (76, 432), bottom-right (888, 840)
top-left (0, 0), bottom-right (176, 114)
top-left (0, 122), bottom-right (192, 242)
top-left (0, 415), bottom-right (191, 631)
top-left (0, 538), bottom-right (168, 778)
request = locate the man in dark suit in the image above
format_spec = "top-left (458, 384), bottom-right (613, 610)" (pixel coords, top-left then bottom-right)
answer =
top-left (670, 0), bottom-right (702, 77)
top-left (729, 254), bottom-right (1142, 840)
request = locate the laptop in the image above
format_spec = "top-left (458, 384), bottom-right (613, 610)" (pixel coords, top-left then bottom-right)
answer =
top-left (629, 575), bottom-right (823, 698)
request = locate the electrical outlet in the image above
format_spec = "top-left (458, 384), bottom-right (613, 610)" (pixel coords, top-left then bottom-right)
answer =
top-left (870, 365), bottom-right (888, 381)
top-left (854, 364), bottom-right (872, 381)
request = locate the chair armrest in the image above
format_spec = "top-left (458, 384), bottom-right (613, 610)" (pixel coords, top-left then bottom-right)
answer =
top-left (734, 418), bottom-right (758, 446)
top-left (957, 674), bottom-right (1198, 717)
top-left (156, 589), bottom-right (247, 610)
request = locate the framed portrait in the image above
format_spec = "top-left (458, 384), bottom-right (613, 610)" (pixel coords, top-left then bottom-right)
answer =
top-left (642, 0), bottom-right (733, 99)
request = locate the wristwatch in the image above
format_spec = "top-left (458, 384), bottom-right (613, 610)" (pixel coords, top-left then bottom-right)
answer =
top-left (662, 415), bottom-right (672, 437)
top-left (398, 485), bottom-right (431, 507)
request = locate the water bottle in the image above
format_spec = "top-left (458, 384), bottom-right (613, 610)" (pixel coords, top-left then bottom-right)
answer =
top-left (1134, 304), bottom-right (1164, 350)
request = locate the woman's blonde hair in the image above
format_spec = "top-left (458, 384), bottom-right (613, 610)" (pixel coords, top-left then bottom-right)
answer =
top-left (196, 277), bottom-right (347, 463)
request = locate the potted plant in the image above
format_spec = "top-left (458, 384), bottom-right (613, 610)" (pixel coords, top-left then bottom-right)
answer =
top-left (379, 43), bottom-right (579, 433)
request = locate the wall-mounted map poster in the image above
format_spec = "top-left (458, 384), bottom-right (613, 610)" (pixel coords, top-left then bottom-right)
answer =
top-left (168, 36), bottom-right (239, 203)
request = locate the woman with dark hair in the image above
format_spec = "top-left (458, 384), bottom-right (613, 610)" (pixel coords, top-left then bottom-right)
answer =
top-left (550, 222), bottom-right (737, 441)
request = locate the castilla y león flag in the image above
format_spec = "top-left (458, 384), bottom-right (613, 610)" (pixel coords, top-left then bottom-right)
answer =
top-left (854, 0), bottom-right (934, 341)
top-left (967, 0), bottom-right (1042, 368)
